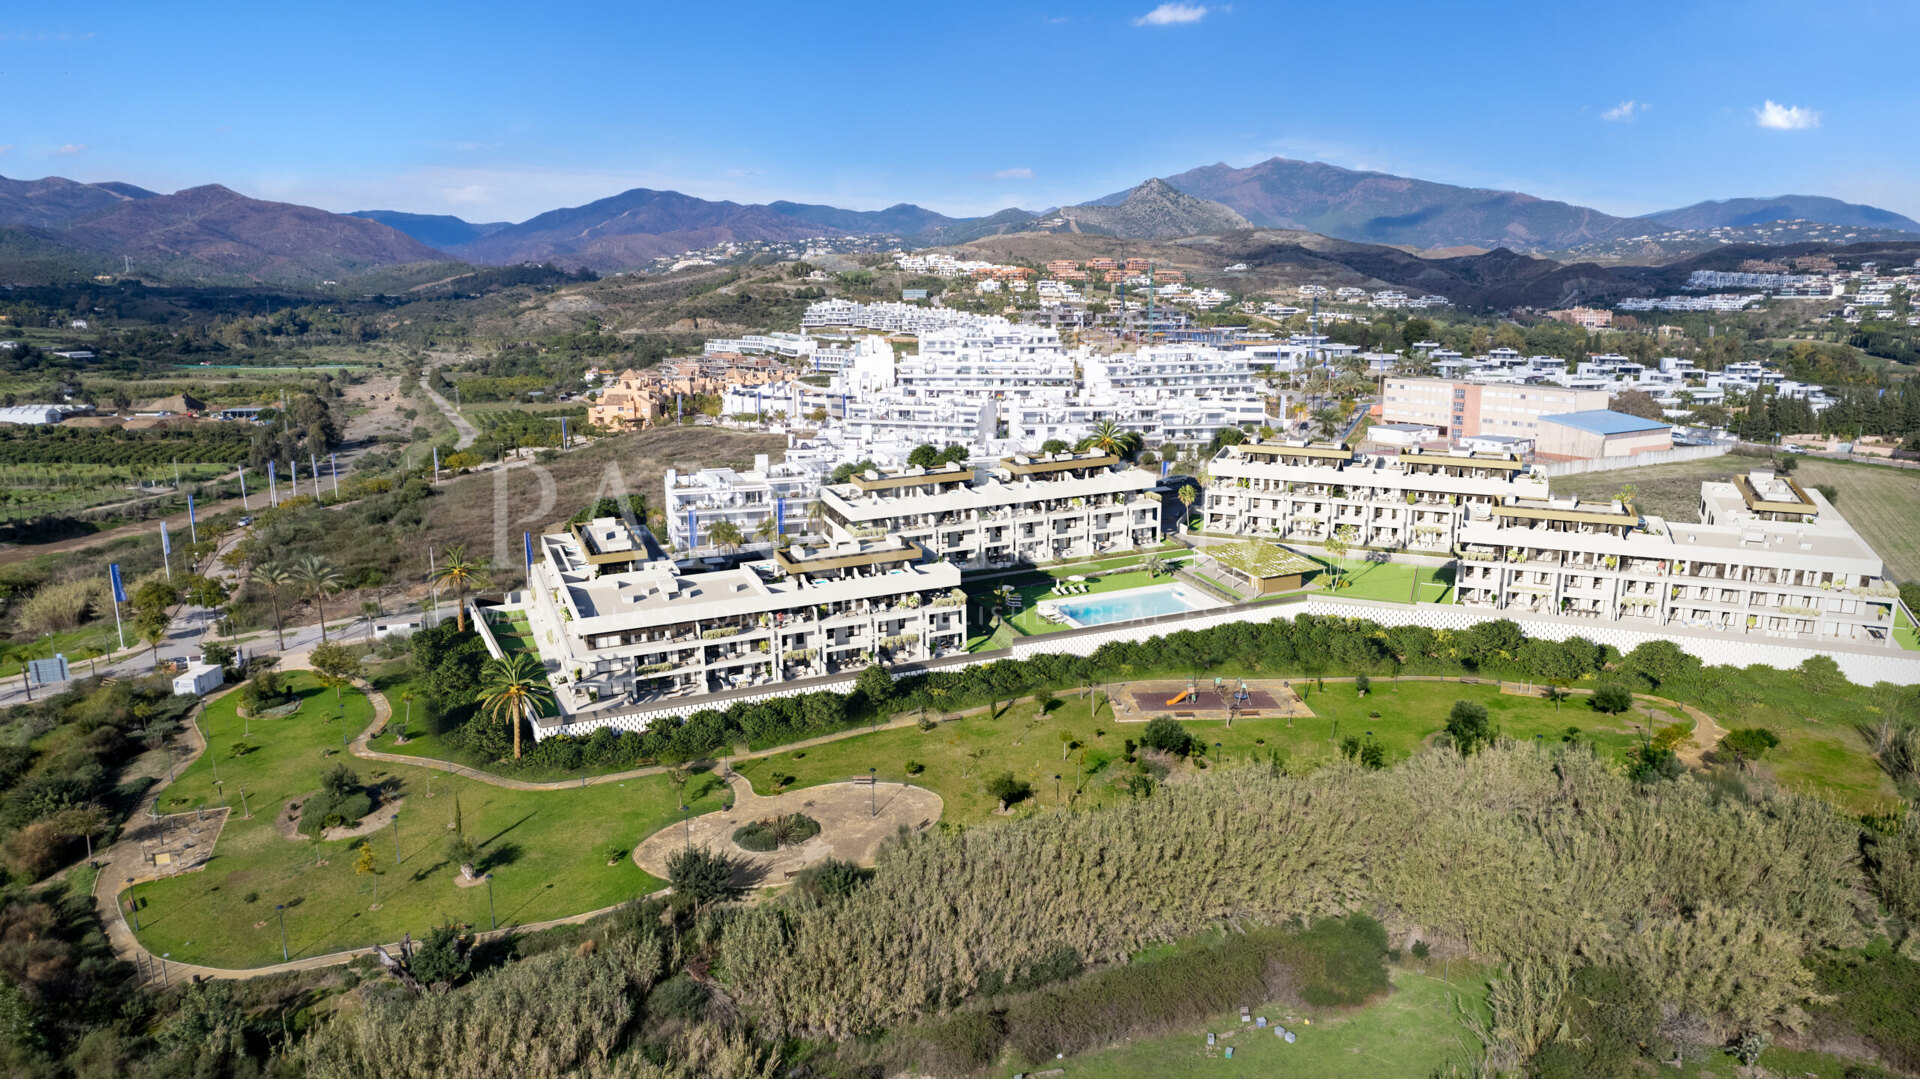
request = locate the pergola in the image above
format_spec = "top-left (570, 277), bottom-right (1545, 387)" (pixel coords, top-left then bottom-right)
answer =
top-left (1207, 540), bottom-right (1319, 596)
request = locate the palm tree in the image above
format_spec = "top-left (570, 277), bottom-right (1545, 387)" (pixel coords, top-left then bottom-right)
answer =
top-left (1086, 419), bottom-right (1126, 456)
top-left (753, 515), bottom-right (778, 547)
top-left (1176, 484), bottom-right (1197, 533)
top-left (805, 499), bottom-right (827, 538)
top-left (398, 688), bottom-right (415, 739)
top-left (291, 555), bottom-right (344, 642)
top-left (361, 600), bottom-right (383, 641)
top-left (478, 652), bottom-right (552, 760)
top-left (431, 545), bottom-right (485, 632)
top-left (707, 520), bottom-right (744, 554)
top-left (1311, 406), bottom-right (1346, 442)
top-left (252, 562), bottom-right (294, 651)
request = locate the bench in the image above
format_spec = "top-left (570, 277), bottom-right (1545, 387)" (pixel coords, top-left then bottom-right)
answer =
top-left (1174, 711), bottom-right (1195, 718)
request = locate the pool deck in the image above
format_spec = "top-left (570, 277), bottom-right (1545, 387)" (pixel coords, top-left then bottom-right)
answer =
top-left (1039, 582), bottom-right (1224, 629)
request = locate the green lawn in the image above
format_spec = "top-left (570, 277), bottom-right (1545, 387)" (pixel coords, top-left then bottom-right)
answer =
top-left (123, 672), bottom-right (727, 969)
top-left (733, 680), bottom-right (1650, 825)
top-left (1048, 963), bottom-right (1486, 1078)
top-left (1896, 603), bottom-right (1918, 652)
top-left (1307, 555), bottom-right (1455, 604)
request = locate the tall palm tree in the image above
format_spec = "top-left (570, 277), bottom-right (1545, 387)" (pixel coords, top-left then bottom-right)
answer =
top-left (753, 514), bottom-right (778, 546)
top-left (290, 555), bottom-right (344, 642)
top-left (707, 520), bottom-right (743, 554)
top-left (478, 652), bottom-right (551, 760)
top-left (431, 545), bottom-right (486, 632)
top-left (804, 499), bottom-right (827, 537)
top-left (1176, 484), bottom-right (1197, 533)
top-left (252, 561), bottom-right (294, 651)
top-left (1087, 419), bottom-right (1126, 456)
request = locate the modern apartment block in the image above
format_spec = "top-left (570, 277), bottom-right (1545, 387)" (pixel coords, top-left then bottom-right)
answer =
top-left (1203, 440), bottom-right (1547, 551)
top-left (1453, 470), bottom-right (1900, 645)
top-left (663, 454), bottom-right (825, 552)
top-left (528, 526), bottom-right (964, 706)
top-left (817, 451), bottom-right (1161, 569)
top-left (1381, 377), bottom-right (1610, 438)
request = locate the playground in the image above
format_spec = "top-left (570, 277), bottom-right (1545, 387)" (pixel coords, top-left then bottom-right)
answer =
top-left (1114, 679), bottom-right (1314, 722)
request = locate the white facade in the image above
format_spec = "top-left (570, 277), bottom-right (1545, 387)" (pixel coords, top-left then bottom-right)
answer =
top-left (663, 454), bottom-right (826, 552)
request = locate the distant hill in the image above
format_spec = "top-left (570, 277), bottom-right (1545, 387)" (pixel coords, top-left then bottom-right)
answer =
top-left (1149, 157), bottom-right (1642, 251)
top-left (0, 174), bottom-right (158, 229)
top-left (17, 185), bottom-right (447, 283)
top-left (446, 188), bottom-right (841, 270)
top-left (347, 210), bottom-right (510, 249)
top-left (1060, 179), bottom-right (1251, 239)
top-left (1642, 195), bottom-right (1920, 234)
top-left (766, 201), bottom-right (960, 236)
top-left (910, 207), bottom-right (1041, 246)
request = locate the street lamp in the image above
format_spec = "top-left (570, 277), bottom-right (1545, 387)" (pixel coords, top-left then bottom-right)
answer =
top-left (1054, 774), bottom-right (1062, 803)
top-left (679, 804), bottom-right (690, 849)
top-left (160, 952), bottom-right (171, 987)
top-left (391, 813), bottom-right (402, 864)
top-left (126, 877), bottom-right (140, 931)
top-left (239, 786), bottom-right (251, 819)
top-left (1214, 741), bottom-right (1223, 766)
top-left (868, 767), bottom-right (877, 816)
top-left (485, 873), bottom-right (497, 930)
top-left (276, 904), bottom-right (288, 962)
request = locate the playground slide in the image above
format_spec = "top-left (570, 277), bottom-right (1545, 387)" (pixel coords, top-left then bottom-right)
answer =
top-left (1166, 688), bottom-right (1194, 706)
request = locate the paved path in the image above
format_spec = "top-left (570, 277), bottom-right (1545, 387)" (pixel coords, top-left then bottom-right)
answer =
top-left (634, 775), bottom-right (940, 886)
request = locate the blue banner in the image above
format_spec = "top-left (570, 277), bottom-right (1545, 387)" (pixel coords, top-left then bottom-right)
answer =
top-left (187, 494), bottom-right (198, 546)
top-left (776, 497), bottom-right (785, 537)
top-left (109, 563), bottom-right (126, 604)
top-left (676, 395), bottom-right (683, 422)
top-left (433, 447), bottom-right (440, 473)
top-left (687, 509), bottom-right (698, 549)
top-left (524, 531), bottom-right (533, 570)
top-left (268, 459), bottom-right (277, 503)
top-left (1161, 459), bottom-right (1170, 478)
top-left (160, 520), bottom-right (171, 555)
top-left (560, 417), bottom-right (568, 447)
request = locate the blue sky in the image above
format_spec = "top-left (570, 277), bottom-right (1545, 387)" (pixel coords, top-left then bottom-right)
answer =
top-left (4, 1), bottom-right (1916, 224)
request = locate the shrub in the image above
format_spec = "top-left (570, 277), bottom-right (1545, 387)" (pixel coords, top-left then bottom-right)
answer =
top-left (407, 924), bottom-right (470, 988)
top-left (1591, 682), bottom-right (1634, 715)
top-left (319, 763), bottom-right (359, 797)
top-left (297, 788), bottom-right (372, 836)
top-left (914, 1009), bottom-right (1008, 1075)
top-left (905, 760), bottom-right (925, 775)
top-left (731, 813), bottom-right (820, 853)
top-left (795, 858), bottom-right (869, 902)
top-left (1410, 940), bottom-right (1430, 959)
top-left (1446, 700), bottom-right (1493, 755)
top-left (1721, 727), bottom-right (1781, 764)
top-left (1139, 716), bottom-right (1194, 756)
top-left (646, 973), bottom-right (709, 1021)
top-left (984, 772), bottom-right (1032, 807)
top-left (666, 846), bottom-right (744, 909)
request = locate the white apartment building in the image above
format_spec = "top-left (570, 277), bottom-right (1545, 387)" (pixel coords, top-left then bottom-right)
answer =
top-left (1203, 440), bottom-right (1548, 551)
top-left (527, 527), bottom-right (965, 708)
top-left (841, 394), bottom-right (998, 450)
top-left (1454, 470), bottom-right (1901, 646)
top-left (1001, 392), bottom-right (1267, 451)
top-left (894, 324), bottom-right (1077, 400)
top-left (1082, 344), bottom-right (1261, 398)
top-left (663, 454), bottom-right (826, 552)
top-left (818, 452), bottom-right (1162, 570)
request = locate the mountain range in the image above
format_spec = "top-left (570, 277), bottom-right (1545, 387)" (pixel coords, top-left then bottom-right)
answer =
top-left (2, 158), bottom-right (1916, 286)
top-left (1640, 195), bottom-right (1920, 234)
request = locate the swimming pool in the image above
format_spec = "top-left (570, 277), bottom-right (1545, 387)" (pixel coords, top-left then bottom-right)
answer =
top-left (1048, 584), bottom-right (1216, 628)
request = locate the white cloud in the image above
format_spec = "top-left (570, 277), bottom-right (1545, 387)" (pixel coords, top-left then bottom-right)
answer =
top-left (992, 167), bottom-right (1034, 180)
top-left (53, 143), bottom-right (86, 155)
top-left (1754, 99), bottom-right (1820, 130)
top-left (1600, 100), bottom-right (1644, 122)
top-left (0, 145), bottom-right (13, 155)
top-left (1135, 3), bottom-right (1208, 26)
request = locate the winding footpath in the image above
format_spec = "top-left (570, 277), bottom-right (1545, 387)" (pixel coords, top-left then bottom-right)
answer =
top-left (94, 670), bottom-right (1725, 982)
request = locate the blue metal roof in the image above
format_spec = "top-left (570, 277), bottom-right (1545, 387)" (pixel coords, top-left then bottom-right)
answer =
top-left (1539, 410), bottom-right (1669, 435)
